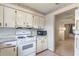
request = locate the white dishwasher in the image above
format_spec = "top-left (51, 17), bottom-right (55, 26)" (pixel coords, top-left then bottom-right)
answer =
top-left (0, 40), bottom-right (17, 56)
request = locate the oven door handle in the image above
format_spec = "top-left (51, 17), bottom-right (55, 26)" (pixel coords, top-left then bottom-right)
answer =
top-left (27, 36), bottom-right (34, 37)
top-left (17, 36), bottom-right (26, 39)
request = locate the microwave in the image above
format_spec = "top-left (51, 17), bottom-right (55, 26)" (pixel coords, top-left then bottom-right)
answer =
top-left (37, 31), bottom-right (47, 36)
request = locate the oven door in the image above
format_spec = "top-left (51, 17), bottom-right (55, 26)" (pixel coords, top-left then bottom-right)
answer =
top-left (18, 41), bottom-right (36, 56)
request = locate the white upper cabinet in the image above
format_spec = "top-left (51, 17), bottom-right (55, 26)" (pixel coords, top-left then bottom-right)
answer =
top-left (39, 17), bottom-right (45, 29)
top-left (16, 10), bottom-right (33, 28)
top-left (33, 16), bottom-right (46, 29)
top-left (0, 5), bottom-right (45, 29)
top-left (33, 15), bottom-right (39, 28)
top-left (26, 13), bottom-right (33, 28)
top-left (4, 7), bottom-right (16, 28)
top-left (75, 9), bottom-right (79, 30)
top-left (16, 10), bottom-right (26, 27)
top-left (75, 9), bottom-right (79, 20)
top-left (0, 6), bottom-right (3, 27)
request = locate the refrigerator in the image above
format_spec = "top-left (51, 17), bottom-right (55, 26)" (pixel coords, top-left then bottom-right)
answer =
top-left (74, 8), bottom-right (79, 56)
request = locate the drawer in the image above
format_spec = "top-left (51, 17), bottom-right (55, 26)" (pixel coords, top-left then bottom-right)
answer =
top-left (0, 41), bottom-right (16, 48)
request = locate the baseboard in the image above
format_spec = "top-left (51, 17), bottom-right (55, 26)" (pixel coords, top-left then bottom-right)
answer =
top-left (36, 49), bottom-right (48, 55)
top-left (48, 48), bottom-right (54, 52)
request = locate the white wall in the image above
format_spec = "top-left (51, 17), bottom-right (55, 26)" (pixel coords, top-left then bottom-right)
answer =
top-left (45, 13), bottom-right (55, 51)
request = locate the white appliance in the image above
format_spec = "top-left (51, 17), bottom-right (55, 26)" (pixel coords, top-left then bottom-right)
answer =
top-left (16, 29), bottom-right (36, 56)
top-left (75, 8), bottom-right (79, 56)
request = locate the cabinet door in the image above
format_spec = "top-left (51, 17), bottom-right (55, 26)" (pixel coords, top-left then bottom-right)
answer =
top-left (16, 10), bottom-right (26, 27)
top-left (75, 9), bottom-right (79, 30)
top-left (33, 16), bottom-right (39, 28)
top-left (75, 35), bottom-right (79, 56)
top-left (4, 7), bottom-right (16, 28)
top-left (75, 9), bottom-right (79, 20)
top-left (0, 6), bottom-right (3, 27)
top-left (39, 17), bottom-right (45, 29)
top-left (42, 37), bottom-right (48, 51)
top-left (0, 47), bottom-right (17, 56)
top-left (36, 37), bottom-right (42, 53)
top-left (75, 9), bottom-right (79, 56)
top-left (26, 13), bottom-right (33, 28)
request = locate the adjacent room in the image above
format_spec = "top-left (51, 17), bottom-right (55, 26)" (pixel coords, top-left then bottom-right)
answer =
top-left (55, 9), bottom-right (75, 56)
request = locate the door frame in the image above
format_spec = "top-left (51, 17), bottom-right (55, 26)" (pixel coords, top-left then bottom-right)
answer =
top-left (53, 4), bottom-right (78, 56)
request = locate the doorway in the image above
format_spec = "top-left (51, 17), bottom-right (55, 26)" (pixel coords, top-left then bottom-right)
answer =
top-left (54, 9), bottom-right (75, 56)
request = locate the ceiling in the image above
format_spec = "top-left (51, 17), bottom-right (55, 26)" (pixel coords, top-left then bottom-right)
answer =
top-left (14, 3), bottom-right (72, 15)
top-left (56, 8), bottom-right (75, 20)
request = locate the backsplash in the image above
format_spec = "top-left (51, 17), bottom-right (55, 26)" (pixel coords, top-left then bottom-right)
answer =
top-left (0, 28), bottom-right (16, 35)
top-left (0, 28), bottom-right (37, 39)
top-left (0, 28), bottom-right (16, 39)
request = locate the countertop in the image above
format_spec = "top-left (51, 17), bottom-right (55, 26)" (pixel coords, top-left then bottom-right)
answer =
top-left (0, 38), bottom-right (16, 43)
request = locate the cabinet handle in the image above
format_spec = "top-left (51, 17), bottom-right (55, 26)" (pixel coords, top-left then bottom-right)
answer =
top-left (76, 38), bottom-right (78, 48)
top-left (13, 48), bottom-right (16, 52)
top-left (24, 22), bottom-right (25, 24)
top-left (0, 22), bottom-right (1, 26)
top-left (5, 23), bottom-right (7, 26)
top-left (15, 11), bottom-right (17, 13)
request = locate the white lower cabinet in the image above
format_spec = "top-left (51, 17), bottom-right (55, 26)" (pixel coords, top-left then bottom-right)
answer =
top-left (42, 37), bottom-right (48, 51)
top-left (37, 37), bottom-right (43, 53)
top-left (75, 35), bottom-right (79, 56)
top-left (0, 47), bottom-right (17, 56)
top-left (36, 36), bottom-right (48, 53)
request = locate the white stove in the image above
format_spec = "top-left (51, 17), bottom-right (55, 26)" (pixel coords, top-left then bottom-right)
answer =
top-left (16, 29), bottom-right (36, 56)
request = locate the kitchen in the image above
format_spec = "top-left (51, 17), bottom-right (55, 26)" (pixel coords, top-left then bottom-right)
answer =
top-left (0, 3), bottom-right (79, 56)
top-left (0, 3), bottom-right (47, 56)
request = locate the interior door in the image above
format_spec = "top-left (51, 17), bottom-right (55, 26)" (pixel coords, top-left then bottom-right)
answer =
top-left (0, 47), bottom-right (17, 56)
top-left (4, 7), bottom-right (16, 28)
top-left (0, 6), bottom-right (3, 27)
